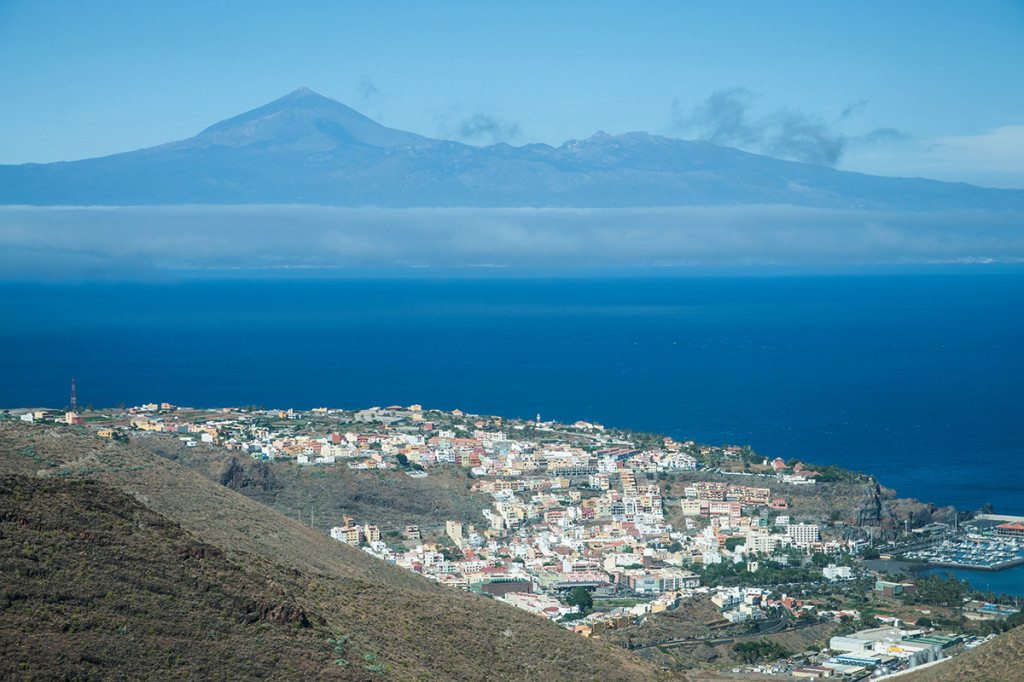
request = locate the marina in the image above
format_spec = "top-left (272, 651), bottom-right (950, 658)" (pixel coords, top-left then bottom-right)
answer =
top-left (904, 535), bottom-right (1024, 571)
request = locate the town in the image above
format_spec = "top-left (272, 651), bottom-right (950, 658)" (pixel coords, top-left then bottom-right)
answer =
top-left (10, 402), bottom-right (1023, 679)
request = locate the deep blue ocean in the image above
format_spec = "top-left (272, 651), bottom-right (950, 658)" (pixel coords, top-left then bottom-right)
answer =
top-left (2, 274), bottom-right (1023, 519)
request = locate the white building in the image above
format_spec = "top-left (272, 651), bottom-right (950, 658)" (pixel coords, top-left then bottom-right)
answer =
top-left (330, 526), bottom-right (361, 544)
top-left (829, 626), bottom-right (904, 654)
top-left (823, 564), bottom-right (853, 581)
top-left (746, 530), bottom-right (780, 554)
top-left (502, 592), bottom-right (576, 620)
top-left (787, 523), bottom-right (820, 547)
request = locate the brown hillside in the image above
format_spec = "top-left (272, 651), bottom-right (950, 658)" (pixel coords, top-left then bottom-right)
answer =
top-left (0, 421), bottom-right (660, 680)
top-left (0, 476), bottom-right (340, 679)
top-left (136, 432), bottom-right (491, 532)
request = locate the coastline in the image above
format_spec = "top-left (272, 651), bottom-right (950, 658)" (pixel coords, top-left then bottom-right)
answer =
top-left (4, 275), bottom-right (1022, 517)
top-left (925, 556), bottom-right (1024, 572)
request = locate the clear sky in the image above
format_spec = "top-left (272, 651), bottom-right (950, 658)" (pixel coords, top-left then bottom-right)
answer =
top-left (2, 1), bottom-right (1023, 186)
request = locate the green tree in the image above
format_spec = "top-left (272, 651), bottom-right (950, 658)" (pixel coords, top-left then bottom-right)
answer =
top-left (565, 587), bottom-right (593, 614)
top-left (733, 639), bottom-right (792, 663)
top-left (902, 574), bottom-right (967, 607)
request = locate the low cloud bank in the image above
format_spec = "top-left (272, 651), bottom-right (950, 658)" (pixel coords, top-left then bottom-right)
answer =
top-left (0, 205), bottom-right (1021, 279)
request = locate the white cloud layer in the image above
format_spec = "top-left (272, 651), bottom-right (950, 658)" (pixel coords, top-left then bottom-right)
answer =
top-left (0, 205), bottom-right (1022, 279)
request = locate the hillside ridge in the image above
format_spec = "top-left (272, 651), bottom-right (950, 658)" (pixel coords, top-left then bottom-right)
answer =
top-left (0, 421), bottom-right (659, 680)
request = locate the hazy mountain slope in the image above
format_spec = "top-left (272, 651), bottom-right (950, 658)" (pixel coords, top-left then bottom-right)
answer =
top-left (1, 88), bottom-right (1020, 210)
top-left (0, 421), bottom-right (659, 681)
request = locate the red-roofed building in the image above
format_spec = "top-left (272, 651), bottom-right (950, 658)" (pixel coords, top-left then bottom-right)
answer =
top-left (779, 595), bottom-right (803, 612)
top-left (995, 523), bottom-right (1024, 538)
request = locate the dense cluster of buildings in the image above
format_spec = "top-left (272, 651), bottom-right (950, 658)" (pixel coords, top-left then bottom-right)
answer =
top-left (325, 421), bottom-right (710, 625)
top-left (78, 402), bottom-right (875, 631)
top-left (14, 402), bottom-right (873, 628)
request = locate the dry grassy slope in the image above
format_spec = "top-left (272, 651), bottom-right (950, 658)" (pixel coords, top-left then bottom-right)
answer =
top-left (136, 433), bottom-right (491, 532)
top-left (603, 598), bottom-right (836, 674)
top-left (0, 476), bottom-right (340, 679)
top-left (0, 422), bottom-right (660, 681)
top-left (901, 625), bottom-right (1024, 682)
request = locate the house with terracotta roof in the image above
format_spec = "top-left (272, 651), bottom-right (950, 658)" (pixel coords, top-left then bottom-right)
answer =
top-left (995, 522), bottom-right (1024, 538)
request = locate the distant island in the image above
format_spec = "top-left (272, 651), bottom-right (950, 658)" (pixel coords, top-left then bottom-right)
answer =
top-left (2, 88), bottom-right (1022, 210)
top-left (3, 402), bottom-right (1022, 679)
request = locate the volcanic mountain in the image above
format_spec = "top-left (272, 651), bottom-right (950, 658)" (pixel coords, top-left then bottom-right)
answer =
top-left (2, 87), bottom-right (1021, 209)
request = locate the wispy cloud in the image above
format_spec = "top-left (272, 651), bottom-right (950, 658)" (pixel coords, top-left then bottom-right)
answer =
top-left (859, 127), bottom-right (911, 144)
top-left (357, 76), bottom-right (380, 101)
top-left (456, 113), bottom-right (521, 144)
top-left (672, 87), bottom-right (763, 148)
top-left (839, 99), bottom-right (869, 120)
top-left (672, 89), bottom-right (907, 167)
top-left (1, 205), bottom-right (1021, 280)
top-left (762, 110), bottom-right (846, 166)
top-left (355, 76), bottom-right (384, 120)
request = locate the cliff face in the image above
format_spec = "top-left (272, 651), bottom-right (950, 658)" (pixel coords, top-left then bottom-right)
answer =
top-left (218, 456), bottom-right (281, 492)
top-left (855, 482), bottom-right (898, 529)
top-left (854, 482), bottom-right (955, 538)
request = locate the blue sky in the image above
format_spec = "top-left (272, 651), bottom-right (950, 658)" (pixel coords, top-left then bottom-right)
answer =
top-left (2, 1), bottom-right (1023, 186)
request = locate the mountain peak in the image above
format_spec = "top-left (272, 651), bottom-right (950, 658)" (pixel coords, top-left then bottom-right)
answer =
top-left (193, 88), bottom-right (427, 150)
top-left (277, 86), bottom-right (335, 105)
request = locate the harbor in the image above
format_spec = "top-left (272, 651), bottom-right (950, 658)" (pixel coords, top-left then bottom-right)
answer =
top-left (903, 522), bottom-right (1024, 572)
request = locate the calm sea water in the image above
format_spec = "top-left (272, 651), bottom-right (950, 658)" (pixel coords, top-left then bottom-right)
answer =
top-left (922, 565), bottom-right (1024, 598)
top-left (2, 274), bottom-right (1023, 518)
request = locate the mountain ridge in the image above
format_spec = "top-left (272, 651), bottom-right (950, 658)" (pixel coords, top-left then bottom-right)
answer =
top-left (1, 88), bottom-right (1021, 210)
